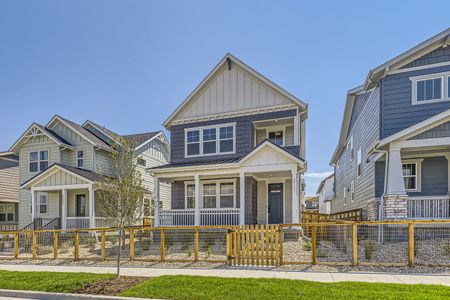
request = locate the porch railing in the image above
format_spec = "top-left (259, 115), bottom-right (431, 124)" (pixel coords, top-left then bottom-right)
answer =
top-left (200, 208), bottom-right (240, 226)
top-left (407, 196), bottom-right (450, 219)
top-left (0, 223), bottom-right (18, 232)
top-left (66, 217), bottom-right (90, 229)
top-left (159, 209), bottom-right (195, 226)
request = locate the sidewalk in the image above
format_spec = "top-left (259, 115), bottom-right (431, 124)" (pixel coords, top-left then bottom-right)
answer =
top-left (0, 264), bottom-right (449, 286)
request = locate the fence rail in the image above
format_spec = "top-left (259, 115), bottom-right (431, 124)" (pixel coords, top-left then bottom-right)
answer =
top-left (1, 220), bottom-right (450, 268)
top-left (407, 196), bottom-right (450, 219)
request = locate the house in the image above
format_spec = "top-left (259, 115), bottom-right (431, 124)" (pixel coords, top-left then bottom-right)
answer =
top-left (150, 53), bottom-right (308, 226)
top-left (331, 28), bottom-right (450, 221)
top-left (0, 152), bottom-right (19, 231)
top-left (316, 173), bottom-right (334, 214)
top-left (303, 196), bottom-right (319, 212)
top-left (9, 115), bottom-right (171, 229)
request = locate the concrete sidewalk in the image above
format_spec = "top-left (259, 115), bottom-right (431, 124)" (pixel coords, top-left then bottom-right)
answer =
top-left (0, 264), bottom-right (449, 286)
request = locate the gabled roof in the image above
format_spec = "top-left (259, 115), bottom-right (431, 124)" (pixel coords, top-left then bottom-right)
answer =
top-left (163, 53), bottom-right (307, 129)
top-left (122, 131), bottom-right (162, 147)
top-left (316, 173), bottom-right (334, 195)
top-left (82, 120), bottom-right (122, 143)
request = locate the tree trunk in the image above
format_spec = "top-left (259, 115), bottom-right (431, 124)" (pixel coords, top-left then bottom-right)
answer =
top-left (116, 228), bottom-right (122, 278)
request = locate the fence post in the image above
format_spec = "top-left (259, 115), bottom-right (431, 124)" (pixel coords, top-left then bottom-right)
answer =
top-left (14, 232), bottom-right (19, 259)
top-left (311, 225), bottom-right (317, 265)
top-left (32, 232), bottom-right (37, 260)
top-left (130, 229), bottom-right (135, 261)
top-left (352, 223), bottom-right (358, 266)
top-left (74, 230), bottom-right (79, 261)
top-left (101, 230), bottom-right (106, 260)
top-left (53, 232), bottom-right (58, 259)
top-left (194, 227), bottom-right (199, 262)
top-left (160, 228), bottom-right (165, 262)
top-left (408, 223), bottom-right (414, 268)
top-left (278, 225), bottom-right (283, 266)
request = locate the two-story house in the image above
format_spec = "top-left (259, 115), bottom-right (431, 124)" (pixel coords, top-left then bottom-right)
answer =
top-left (316, 173), bottom-right (334, 214)
top-left (0, 152), bottom-right (19, 231)
top-left (331, 28), bottom-right (450, 221)
top-left (10, 115), bottom-right (170, 229)
top-left (150, 54), bottom-right (307, 226)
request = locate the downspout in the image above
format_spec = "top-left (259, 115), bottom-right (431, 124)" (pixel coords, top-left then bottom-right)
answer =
top-left (372, 146), bottom-right (388, 222)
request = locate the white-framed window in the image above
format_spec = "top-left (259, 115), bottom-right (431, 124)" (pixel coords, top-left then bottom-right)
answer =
top-left (346, 136), bottom-right (354, 161)
top-left (202, 183), bottom-right (217, 208)
top-left (0, 203), bottom-right (15, 222)
top-left (357, 147), bottom-right (362, 177)
top-left (411, 72), bottom-right (450, 105)
top-left (197, 180), bottom-right (236, 209)
top-left (29, 150), bottom-right (48, 173)
top-left (185, 123), bottom-right (236, 157)
top-left (38, 192), bottom-right (48, 214)
top-left (137, 157), bottom-right (146, 167)
top-left (402, 160), bottom-right (422, 192)
top-left (343, 186), bottom-right (347, 203)
top-left (267, 130), bottom-right (284, 146)
top-left (76, 150), bottom-right (84, 168)
top-left (185, 184), bottom-right (195, 209)
top-left (350, 180), bottom-right (355, 202)
top-left (219, 182), bottom-right (234, 208)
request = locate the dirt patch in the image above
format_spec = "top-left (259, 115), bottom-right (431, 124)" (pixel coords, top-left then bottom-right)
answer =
top-left (74, 276), bottom-right (147, 296)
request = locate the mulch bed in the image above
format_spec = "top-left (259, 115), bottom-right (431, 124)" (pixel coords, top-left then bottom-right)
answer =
top-left (74, 276), bottom-right (148, 296)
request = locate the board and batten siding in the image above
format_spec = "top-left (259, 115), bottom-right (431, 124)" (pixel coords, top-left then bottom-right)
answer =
top-left (333, 88), bottom-right (380, 219)
top-left (173, 63), bottom-right (295, 121)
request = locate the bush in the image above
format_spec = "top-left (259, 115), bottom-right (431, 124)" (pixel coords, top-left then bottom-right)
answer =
top-left (38, 245), bottom-right (53, 255)
top-left (444, 241), bottom-right (450, 256)
top-left (82, 236), bottom-right (97, 252)
top-left (302, 241), bottom-right (312, 251)
top-left (364, 240), bottom-right (376, 260)
top-left (60, 241), bottom-right (71, 254)
top-left (109, 235), bottom-right (118, 246)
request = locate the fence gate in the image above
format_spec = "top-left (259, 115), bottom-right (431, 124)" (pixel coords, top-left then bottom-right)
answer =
top-left (227, 224), bottom-right (282, 266)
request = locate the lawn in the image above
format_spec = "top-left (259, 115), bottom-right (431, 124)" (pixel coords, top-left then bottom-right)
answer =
top-left (0, 270), bottom-right (113, 293)
top-left (121, 275), bottom-right (450, 300)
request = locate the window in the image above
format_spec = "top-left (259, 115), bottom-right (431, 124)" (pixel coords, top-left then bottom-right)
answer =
top-left (350, 181), bottom-right (355, 202)
top-left (343, 186), bottom-right (347, 203)
top-left (336, 159), bottom-right (340, 169)
top-left (77, 150), bottom-right (84, 168)
top-left (143, 198), bottom-right (155, 216)
top-left (220, 182), bottom-right (234, 208)
top-left (416, 78), bottom-right (442, 102)
top-left (357, 148), bottom-right (362, 177)
top-left (411, 72), bottom-right (450, 105)
top-left (402, 162), bottom-right (418, 191)
top-left (0, 204), bottom-right (15, 222)
top-left (29, 150), bottom-right (48, 172)
top-left (185, 184), bottom-right (195, 209)
top-left (348, 136), bottom-right (354, 161)
top-left (202, 184), bottom-right (216, 208)
top-left (76, 194), bottom-right (86, 217)
top-left (268, 131), bottom-right (284, 145)
top-left (185, 123), bottom-right (235, 157)
top-left (38, 193), bottom-right (48, 214)
top-left (137, 157), bottom-right (146, 167)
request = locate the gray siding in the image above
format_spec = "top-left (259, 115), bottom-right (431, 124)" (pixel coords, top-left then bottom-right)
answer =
top-left (170, 109), bottom-right (297, 163)
top-left (375, 161), bottom-right (385, 198)
top-left (410, 121), bottom-right (450, 139)
top-left (348, 92), bottom-right (371, 137)
top-left (401, 47), bottom-right (450, 69)
top-left (245, 177), bottom-right (257, 224)
top-left (333, 88), bottom-right (380, 219)
top-left (0, 157), bottom-right (19, 203)
top-left (381, 64), bottom-right (450, 139)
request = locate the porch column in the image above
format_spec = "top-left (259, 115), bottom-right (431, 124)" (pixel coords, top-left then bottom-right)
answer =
top-left (89, 185), bottom-right (94, 228)
top-left (194, 174), bottom-right (201, 226)
top-left (239, 171), bottom-right (245, 225)
top-left (291, 169), bottom-right (300, 224)
top-left (386, 148), bottom-right (406, 195)
top-left (154, 177), bottom-right (160, 227)
top-left (61, 189), bottom-right (67, 229)
top-left (31, 189), bottom-right (36, 221)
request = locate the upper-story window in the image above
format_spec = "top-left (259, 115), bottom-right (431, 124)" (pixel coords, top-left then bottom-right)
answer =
top-left (357, 147), bottom-right (362, 178)
top-left (347, 135), bottom-right (354, 161)
top-left (77, 150), bottom-right (84, 168)
top-left (29, 150), bottom-right (48, 173)
top-left (411, 72), bottom-right (450, 105)
top-left (137, 157), bottom-right (146, 167)
top-left (185, 123), bottom-right (235, 157)
top-left (268, 130), bottom-right (284, 145)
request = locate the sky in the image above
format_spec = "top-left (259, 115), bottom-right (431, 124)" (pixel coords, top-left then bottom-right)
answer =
top-left (0, 0), bottom-right (449, 196)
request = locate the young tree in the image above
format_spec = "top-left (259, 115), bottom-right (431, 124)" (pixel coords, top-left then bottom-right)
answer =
top-left (96, 137), bottom-right (148, 277)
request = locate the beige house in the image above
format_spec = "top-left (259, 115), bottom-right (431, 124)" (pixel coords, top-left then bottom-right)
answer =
top-left (10, 115), bottom-right (170, 230)
top-left (0, 152), bottom-right (19, 231)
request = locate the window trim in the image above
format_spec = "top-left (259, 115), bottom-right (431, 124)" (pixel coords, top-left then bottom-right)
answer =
top-left (357, 147), bottom-right (362, 178)
top-left (184, 123), bottom-right (236, 158)
top-left (0, 203), bottom-right (15, 222)
top-left (402, 159), bottom-right (423, 192)
top-left (137, 157), bottom-right (146, 167)
top-left (350, 180), bottom-right (355, 202)
top-left (266, 126), bottom-right (286, 146)
top-left (76, 149), bottom-right (84, 168)
top-left (75, 193), bottom-right (87, 217)
top-left (185, 179), bottom-right (237, 209)
top-left (28, 149), bottom-right (49, 173)
top-left (184, 183), bottom-right (196, 210)
top-left (411, 72), bottom-right (450, 105)
top-left (37, 192), bottom-right (48, 215)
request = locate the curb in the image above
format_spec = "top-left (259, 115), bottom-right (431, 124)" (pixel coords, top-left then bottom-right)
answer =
top-left (0, 289), bottom-right (160, 300)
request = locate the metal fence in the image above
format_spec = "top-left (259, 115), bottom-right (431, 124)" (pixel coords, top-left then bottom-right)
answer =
top-left (0, 220), bottom-right (449, 267)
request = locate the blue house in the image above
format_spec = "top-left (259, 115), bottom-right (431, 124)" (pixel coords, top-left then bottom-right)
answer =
top-left (331, 28), bottom-right (450, 220)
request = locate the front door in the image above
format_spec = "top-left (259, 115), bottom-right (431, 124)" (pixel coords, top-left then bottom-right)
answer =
top-left (268, 183), bottom-right (283, 224)
top-left (76, 194), bottom-right (86, 217)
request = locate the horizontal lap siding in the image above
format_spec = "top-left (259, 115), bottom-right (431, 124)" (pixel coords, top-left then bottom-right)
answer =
top-left (0, 158), bottom-right (19, 202)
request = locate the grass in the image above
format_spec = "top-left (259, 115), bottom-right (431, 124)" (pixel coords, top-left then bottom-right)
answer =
top-left (0, 270), bottom-right (113, 293)
top-left (121, 275), bottom-right (450, 300)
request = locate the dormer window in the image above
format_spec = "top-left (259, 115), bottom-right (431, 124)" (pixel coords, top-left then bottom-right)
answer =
top-left (411, 72), bottom-right (450, 105)
top-left (185, 123), bottom-right (235, 157)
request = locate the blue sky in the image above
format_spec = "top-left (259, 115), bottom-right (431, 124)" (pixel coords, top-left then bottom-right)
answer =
top-left (0, 1), bottom-right (449, 195)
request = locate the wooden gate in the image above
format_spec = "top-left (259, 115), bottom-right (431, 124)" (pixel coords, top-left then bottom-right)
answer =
top-left (227, 224), bottom-right (282, 266)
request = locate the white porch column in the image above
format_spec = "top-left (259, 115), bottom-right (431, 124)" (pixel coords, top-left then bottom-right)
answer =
top-left (61, 189), bottom-right (67, 229)
top-left (31, 189), bottom-right (36, 221)
top-left (293, 109), bottom-right (299, 146)
top-left (239, 171), bottom-right (245, 225)
top-left (89, 185), bottom-right (94, 228)
top-left (194, 174), bottom-right (201, 226)
top-left (386, 148), bottom-right (406, 195)
top-left (154, 177), bottom-right (160, 227)
top-left (291, 169), bottom-right (300, 224)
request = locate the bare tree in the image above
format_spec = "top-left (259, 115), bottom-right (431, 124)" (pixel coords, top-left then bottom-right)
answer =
top-left (96, 138), bottom-right (147, 277)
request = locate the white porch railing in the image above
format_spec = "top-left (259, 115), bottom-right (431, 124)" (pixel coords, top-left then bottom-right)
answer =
top-left (66, 217), bottom-right (90, 229)
top-left (200, 208), bottom-right (240, 226)
top-left (159, 209), bottom-right (195, 226)
top-left (407, 196), bottom-right (450, 219)
top-left (94, 217), bottom-right (108, 228)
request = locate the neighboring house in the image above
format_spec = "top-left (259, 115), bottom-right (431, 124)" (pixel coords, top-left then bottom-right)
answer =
top-left (303, 196), bottom-right (319, 212)
top-left (10, 115), bottom-right (170, 229)
top-left (331, 28), bottom-right (450, 221)
top-left (150, 53), bottom-right (307, 226)
top-left (0, 152), bottom-right (19, 231)
top-left (316, 174), bottom-right (334, 214)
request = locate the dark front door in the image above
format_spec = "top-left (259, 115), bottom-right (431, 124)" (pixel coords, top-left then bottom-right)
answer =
top-left (76, 194), bottom-right (86, 217)
top-left (268, 183), bottom-right (283, 224)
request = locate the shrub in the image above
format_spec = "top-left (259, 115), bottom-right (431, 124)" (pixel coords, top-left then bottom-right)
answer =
top-left (443, 241), bottom-right (450, 256)
top-left (364, 240), bottom-right (376, 260)
top-left (109, 235), bottom-right (118, 246)
top-left (60, 241), bottom-right (71, 254)
top-left (83, 236), bottom-right (97, 252)
top-left (187, 248), bottom-right (192, 257)
top-left (206, 245), bottom-right (212, 258)
top-left (37, 245), bottom-right (53, 255)
top-left (302, 241), bottom-right (312, 251)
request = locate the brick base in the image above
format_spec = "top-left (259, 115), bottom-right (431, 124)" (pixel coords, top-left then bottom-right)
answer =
top-left (382, 194), bottom-right (408, 220)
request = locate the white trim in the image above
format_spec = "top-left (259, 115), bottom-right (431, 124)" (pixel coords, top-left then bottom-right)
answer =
top-left (76, 148), bottom-right (85, 168)
top-left (350, 180), bottom-right (354, 203)
top-left (411, 72), bottom-right (448, 105)
top-left (32, 184), bottom-right (92, 191)
top-left (401, 158), bottom-right (423, 192)
top-left (387, 61), bottom-right (450, 75)
top-left (184, 123), bottom-right (236, 158)
top-left (0, 203), bottom-right (16, 222)
top-left (266, 181), bottom-right (285, 224)
top-left (201, 179), bottom-right (237, 209)
top-left (392, 137), bottom-right (450, 150)
top-left (240, 140), bottom-right (305, 166)
top-left (184, 182), bottom-right (196, 209)
top-left (28, 149), bottom-right (49, 173)
top-left (21, 165), bottom-right (94, 189)
top-left (357, 147), bottom-right (362, 178)
top-left (266, 126), bottom-right (286, 146)
top-left (36, 191), bottom-right (48, 216)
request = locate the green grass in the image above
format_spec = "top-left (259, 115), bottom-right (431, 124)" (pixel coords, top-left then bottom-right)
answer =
top-left (0, 270), bottom-right (113, 293)
top-left (121, 275), bottom-right (450, 300)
